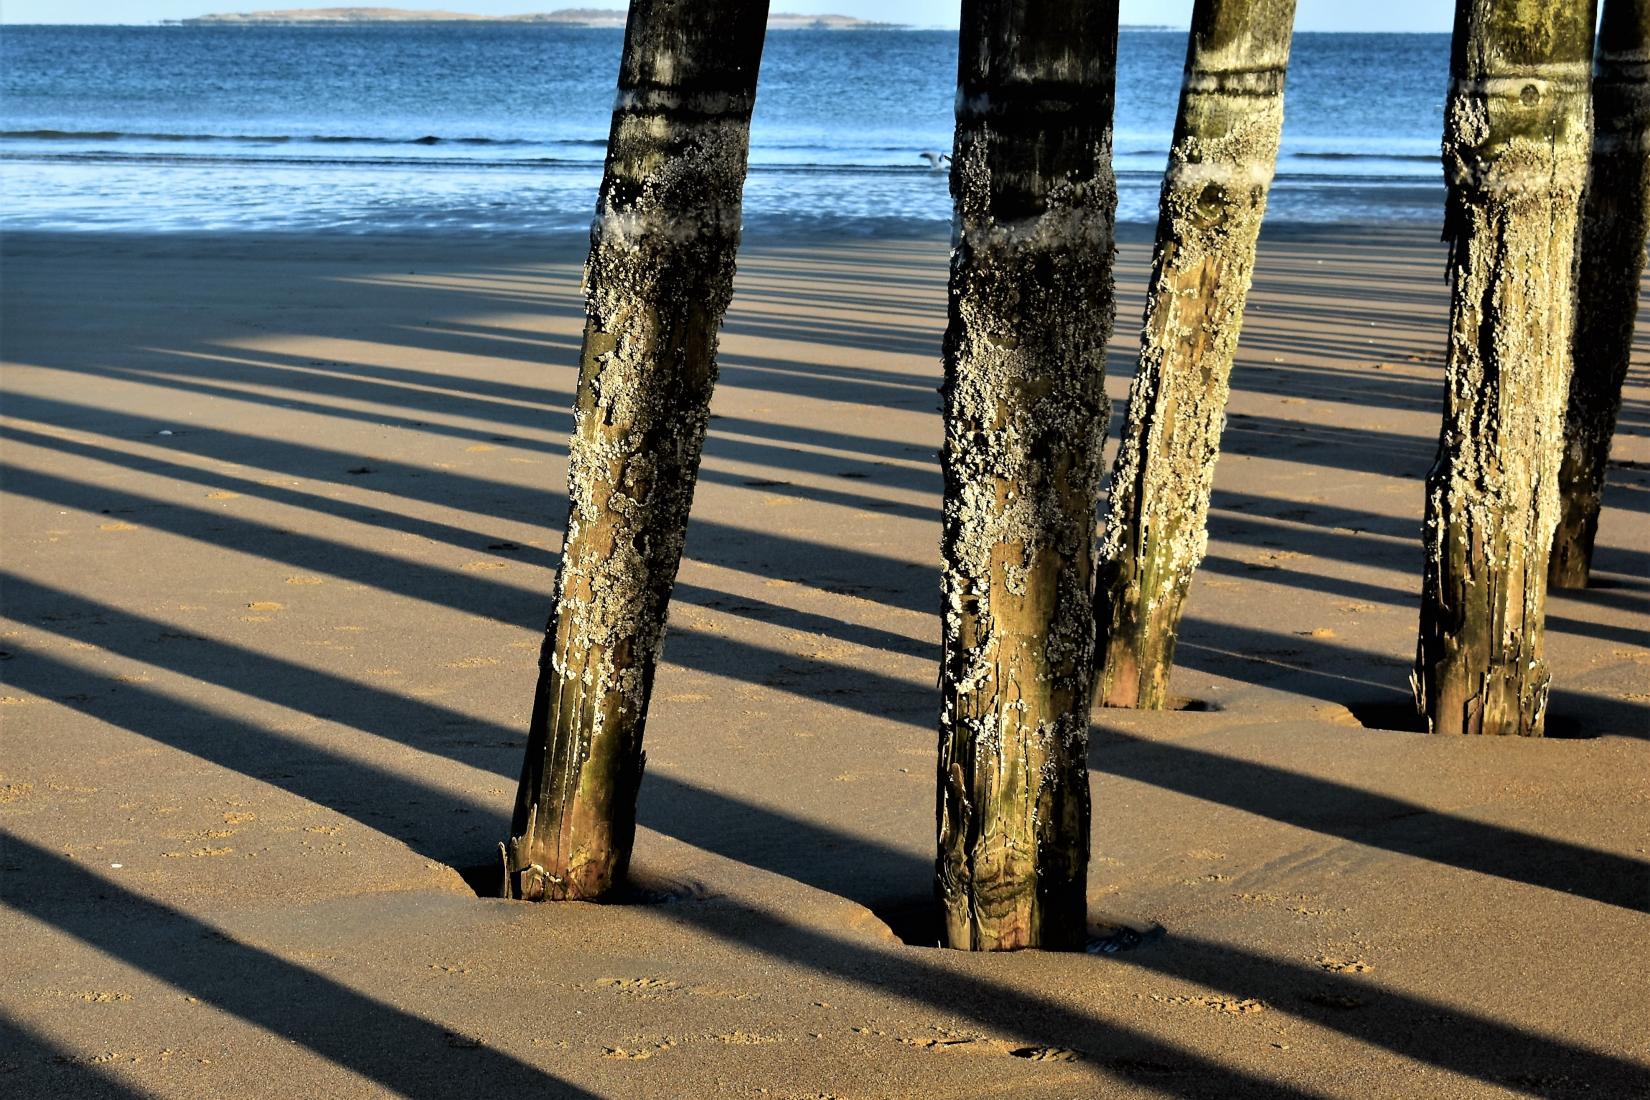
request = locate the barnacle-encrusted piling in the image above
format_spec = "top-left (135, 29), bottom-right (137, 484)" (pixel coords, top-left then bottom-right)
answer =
top-left (1094, 0), bottom-right (1296, 710)
top-left (1551, 0), bottom-right (1650, 589)
top-left (1413, 0), bottom-right (1598, 737)
top-left (503, 0), bottom-right (768, 900)
top-left (936, 0), bottom-right (1120, 951)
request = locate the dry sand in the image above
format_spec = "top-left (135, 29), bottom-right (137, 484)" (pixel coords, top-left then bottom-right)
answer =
top-left (1, 223), bottom-right (1646, 1099)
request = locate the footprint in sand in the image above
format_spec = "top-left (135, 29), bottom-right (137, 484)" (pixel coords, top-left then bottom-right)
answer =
top-left (900, 1030), bottom-right (1081, 1062)
top-left (711, 1031), bottom-right (781, 1046)
top-left (164, 846), bottom-right (233, 859)
top-left (1151, 993), bottom-right (1267, 1015)
top-left (603, 1038), bottom-right (676, 1060)
top-left (1010, 1045), bottom-right (1082, 1062)
top-left (590, 977), bottom-right (682, 997)
top-left (448, 656), bottom-right (499, 669)
top-left (428, 962), bottom-right (472, 975)
top-left (903, 1036), bottom-right (1010, 1055)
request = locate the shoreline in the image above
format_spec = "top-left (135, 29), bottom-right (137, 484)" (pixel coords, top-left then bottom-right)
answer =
top-left (0, 193), bottom-right (1449, 239)
top-left (0, 220), bottom-right (1452, 262)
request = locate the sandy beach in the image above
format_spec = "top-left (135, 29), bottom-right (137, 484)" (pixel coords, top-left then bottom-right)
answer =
top-left (2, 222), bottom-right (1647, 1098)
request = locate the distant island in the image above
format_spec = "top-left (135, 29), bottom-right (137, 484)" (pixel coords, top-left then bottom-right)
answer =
top-left (173, 8), bottom-right (904, 28)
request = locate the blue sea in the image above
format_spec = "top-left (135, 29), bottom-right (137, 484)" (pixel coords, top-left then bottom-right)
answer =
top-left (0, 25), bottom-right (1448, 235)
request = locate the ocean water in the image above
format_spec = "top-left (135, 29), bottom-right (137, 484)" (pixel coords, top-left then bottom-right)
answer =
top-left (0, 25), bottom-right (1448, 235)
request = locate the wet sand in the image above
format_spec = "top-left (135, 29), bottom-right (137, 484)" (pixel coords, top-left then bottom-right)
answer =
top-left (1, 223), bottom-right (1647, 1098)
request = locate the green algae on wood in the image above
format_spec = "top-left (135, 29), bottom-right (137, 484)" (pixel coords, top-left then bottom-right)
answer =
top-left (1094, 0), bottom-right (1297, 711)
top-left (1551, 0), bottom-right (1650, 589)
top-left (936, 0), bottom-right (1121, 952)
top-left (1413, 0), bottom-right (1599, 737)
top-left (502, 0), bottom-right (769, 901)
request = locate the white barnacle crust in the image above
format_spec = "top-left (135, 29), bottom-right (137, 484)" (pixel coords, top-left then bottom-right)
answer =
top-left (1414, 0), bottom-right (1595, 736)
top-left (936, 81), bottom-right (1117, 948)
top-left (551, 112), bottom-right (748, 730)
top-left (1095, 10), bottom-right (1292, 710)
top-left (506, 5), bottom-right (767, 900)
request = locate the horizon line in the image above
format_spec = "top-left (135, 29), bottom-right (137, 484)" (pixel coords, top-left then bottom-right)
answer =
top-left (0, 21), bottom-right (1455, 32)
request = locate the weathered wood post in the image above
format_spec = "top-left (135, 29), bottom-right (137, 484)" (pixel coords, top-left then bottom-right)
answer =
top-left (502, 0), bottom-right (769, 900)
top-left (936, 0), bottom-right (1120, 951)
top-left (1413, 0), bottom-right (1598, 737)
top-left (1551, 0), bottom-right (1650, 589)
top-left (1094, 0), bottom-right (1296, 710)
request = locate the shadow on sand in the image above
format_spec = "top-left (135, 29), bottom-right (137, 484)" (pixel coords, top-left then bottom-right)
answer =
top-left (4, 226), bottom-right (1647, 1095)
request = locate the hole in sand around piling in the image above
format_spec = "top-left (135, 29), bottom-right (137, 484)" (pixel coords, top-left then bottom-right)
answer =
top-left (1099, 695), bottom-right (1221, 714)
top-left (456, 859), bottom-right (713, 904)
top-left (1342, 699), bottom-right (1600, 739)
top-left (869, 896), bottom-right (1165, 954)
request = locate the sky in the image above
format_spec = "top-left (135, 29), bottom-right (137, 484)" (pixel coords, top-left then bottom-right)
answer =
top-left (0, 1), bottom-right (1454, 33)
